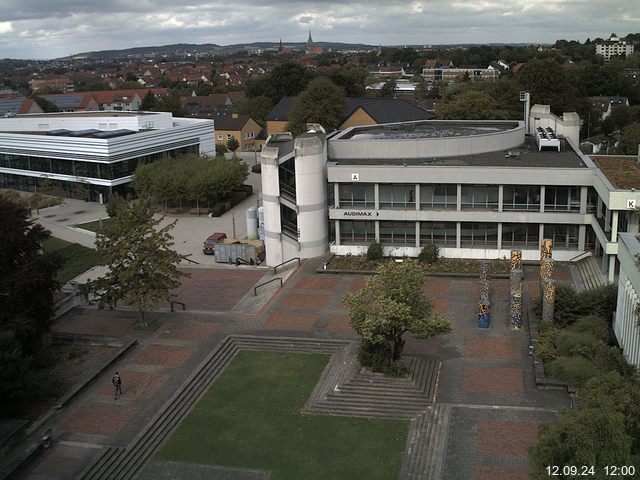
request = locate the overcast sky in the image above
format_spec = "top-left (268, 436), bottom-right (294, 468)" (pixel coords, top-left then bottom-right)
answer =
top-left (0, 0), bottom-right (638, 60)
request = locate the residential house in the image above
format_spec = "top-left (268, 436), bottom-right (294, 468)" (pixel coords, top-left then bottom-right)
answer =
top-left (264, 96), bottom-right (434, 137)
top-left (29, 76), bottom-right (73, 93)
top-left (181, 93), bottom-right (246, 118)
top-left (40, 93), bottom-right (99, 112)
top-left (214, 113), bottom-right (262, 151)
top-left (590, 96), bottom-right (630, 120)
top-left (0, 96), bottom-right (43, 116)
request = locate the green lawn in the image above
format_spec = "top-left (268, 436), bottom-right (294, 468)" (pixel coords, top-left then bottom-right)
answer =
top-left (157, 351), bottom-right (409, 480)
top-left (42, 237), bottom-right (99, 284)
top-left (74, 217), bottom-right (113, 233)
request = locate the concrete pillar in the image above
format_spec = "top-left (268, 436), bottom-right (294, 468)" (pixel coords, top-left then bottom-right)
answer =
top-left (609, 255), bottom-right (616, 283)
top-left (334, 183), bottom-right (340, 208)
top-left (540, 185), bottom-right (546, 213)
top-left (578, 225), bottom-right (586, 251)
top-left (415, 183), bottom-right (420, 210)
top-left (456, 222), bottom-right (461, 249)
top-left (497, 223), bottom-right (503, 250)
top-left (334, 220), bottom-right (341, 246)
top-left (457, 184), bottom-right (462, 211)
top-left (498, 185), bottom-right (503, 213)
top-left (415, 221), bottom-right (420, 248)
top-left (375, 221), bottom-right (380, 243)
top-left (374, 183), bottom-right (379, 210)
top-left (260, 146), bottom-right (283, 266)
top-left (579, 186), bottom-right (588, 214)
top-left (611, 211), bottom-right (619, 242)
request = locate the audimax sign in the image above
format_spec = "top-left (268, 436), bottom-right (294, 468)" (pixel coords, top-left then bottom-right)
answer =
top-left (342, 210), bottom-right (380, 217)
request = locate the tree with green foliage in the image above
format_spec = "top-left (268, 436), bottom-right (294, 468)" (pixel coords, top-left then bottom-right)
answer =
top-left (0, 196), bottom-right (60, 354)
top-left (132, 154), bottom-right (248, 211)
top-left (517, 58), bottom-right (578, 114)
top-left (327, 65), bottom-right (369, 97)
top-left (226, 136), bottom-right (240, 153)
top-left (343, 261), bottom-right (452, 373)
top-left (140, 90), bottom-right (158, 110)
top-left (89, 197), bottom-right (189, 324)
top-left (286, 77), bottom-right (346, 135)
top-left (436, 90), bottom-right (508, 120)
top-left (378, 79), bottom-right (397, 98)
top-left (235, 95), bottom-right (273, 126)
top-left (619, 122), bottom-right (640, 154)
top-left (0, 196), bottom-right (61, 415)
top-left (157, 91), bottom-right (185, 117)
top-left (529, 373), bottom-right (640, 479)
top-left (246, 62), bottom-right (313, 104)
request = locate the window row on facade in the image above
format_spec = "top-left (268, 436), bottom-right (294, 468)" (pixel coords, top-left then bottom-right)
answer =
top-left (337, 220), bottom-right (586, 250)
top-left (0, 145), bottom-right (198, 180)
top-left (334, 183), bottom-right (597, 213)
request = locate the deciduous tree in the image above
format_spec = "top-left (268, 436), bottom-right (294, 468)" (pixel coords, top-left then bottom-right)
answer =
top-left (436, 90), bottom-right (508, 120)
top-left (89, 197), bottom-right (189, 324)
top-left (286, 77), bottom-right (346, 135)
top-left (343, 261), bottom-right (452, 373)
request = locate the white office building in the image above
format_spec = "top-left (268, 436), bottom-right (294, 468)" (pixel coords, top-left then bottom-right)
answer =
top-left (259, 106), bottom-right (640, 284)
top-left (0, 111), bottom-right (215, 202)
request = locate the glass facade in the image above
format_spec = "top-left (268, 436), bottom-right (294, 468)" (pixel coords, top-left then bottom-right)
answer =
top-left (339, 220), bottom-right (375, 244)
top-left (544, 224), bottom-right (579, 249)
top-left (379, 184), bottom-right (415, 209)
top-left (380, 221), bottom-right (416, 245)
top-left (503, 185), bottom-right (540, 211)
top-left (338, 183), bottom-right (374, 207)
top-left (461, 185), bottom-right (499, 210)
top-left (502, 223), bottom-right (539, 247)
top-left (460, 222), bottom-right (498, 247)
top-left (420, 222), bottom-right (456, 246)
top-left (0, 145), bottom-right (199, 181)
top-left (420, 184), bottom-right (456, 209)
top-left (545, 186), bottom-right (581, 212)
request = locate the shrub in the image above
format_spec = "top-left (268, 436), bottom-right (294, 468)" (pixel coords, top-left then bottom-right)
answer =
top-left (216, 143), bottom-right (228, 153)
top-left (418, 244), bottom-right (440, 264)
top-left (252, 164), bottom-right (261, 173)
top-left (535, 283), bottom-right (617, 328)
top-left (547, 356), bottom-right (600, 386)
top-left (366, 241), bottom-right (383, 261)
top-left (554, 330), bottom-right (601, 358)
top-left (567, 315), bottom-right (609, 343)
top-left (535, 323), bottom-right (560, 362)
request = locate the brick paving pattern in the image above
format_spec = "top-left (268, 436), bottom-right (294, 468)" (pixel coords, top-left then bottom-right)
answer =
top-left (463, 367), bottom-right (525, 394)
top-left (476, 421), bottom-right (540, 456)
top-left (23, 257), bottom-right (575, 480)
top-left (98, 370), bottom-right (170, 399)
top-left (465, 338), bottom-right (520, 360)
top-left (172, 268), bottom-right (264, 310)
top-left (131, 345), bottom-right (196, 368)
top-left (61, 403), bottom-right (141, 435)
top-left (475, 465), bottom-right (530, 480)
top-left (157, 321), bottom-right (219, 341)
top-left (264, 311), bottom-right (318, 331)
top-left (279, 292), bottom-right (330, 309)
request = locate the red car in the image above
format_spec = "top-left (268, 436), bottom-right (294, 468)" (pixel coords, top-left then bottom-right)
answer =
top-left (202, 232), bottom-right (227, 254)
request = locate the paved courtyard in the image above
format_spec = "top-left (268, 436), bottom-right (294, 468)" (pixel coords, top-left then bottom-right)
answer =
top-left (15, 260), bottom-right (573, 480)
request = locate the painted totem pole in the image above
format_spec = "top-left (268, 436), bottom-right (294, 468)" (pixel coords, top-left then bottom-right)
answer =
top-left (477, 261), bottom-right (491, 328)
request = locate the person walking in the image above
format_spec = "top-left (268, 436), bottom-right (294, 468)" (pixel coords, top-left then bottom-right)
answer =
top-left (112, 372), bottom-right (122, 399)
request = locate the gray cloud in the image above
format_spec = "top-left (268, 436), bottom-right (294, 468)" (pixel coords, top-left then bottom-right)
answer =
top-left (0, 0), bottom-right (638, 59)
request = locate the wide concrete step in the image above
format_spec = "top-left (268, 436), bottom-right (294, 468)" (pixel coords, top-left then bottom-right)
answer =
top-left (399, 404), bottom-right (452, 480)
top-left (309, 404), bottom-right (422, 419)
top-left (575, 256), bottom-right (606, 292)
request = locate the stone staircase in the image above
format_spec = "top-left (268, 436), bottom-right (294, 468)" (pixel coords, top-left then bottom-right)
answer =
top-left (306, 356), bottom-right (440, 419)
top-left (77, 335), bottom-right (348, 480)
top-left (573, 255), bottom-right (607, 292)
top-left (398, 404), bottom-right (453, 480)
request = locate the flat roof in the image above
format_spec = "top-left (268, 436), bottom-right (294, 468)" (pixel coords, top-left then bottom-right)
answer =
top-left (340, 121), bottom-right (519, 140)
top-left (330, 136), bottom-right (586, 169)
top-left (591, 155), bottom-right (640, 189)
top-left (17, 111), bottom-right (156, 118)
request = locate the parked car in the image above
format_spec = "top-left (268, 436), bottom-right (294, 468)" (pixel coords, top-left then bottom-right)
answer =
top-left (202, 232), bottom-right (227, 254)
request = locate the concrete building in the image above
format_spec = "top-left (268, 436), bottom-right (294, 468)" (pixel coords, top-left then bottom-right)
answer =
top-left (0, 111), bottom-right (214, 202)
top-left (614, 233), bottom-right (640, 367)
top-left (596, 34), bottom-right (635, 62)
top-left (259, 106), bottom-right (640, 284)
